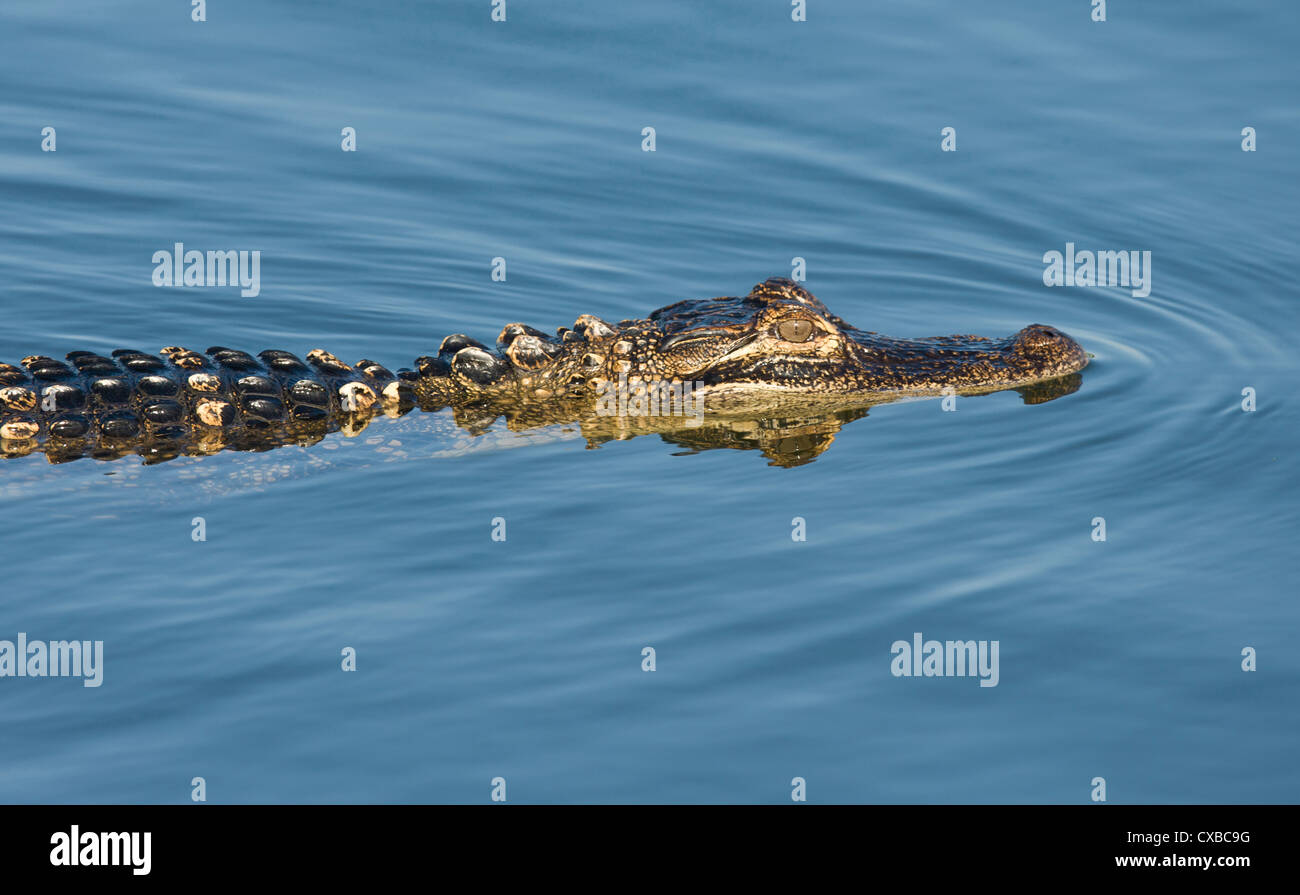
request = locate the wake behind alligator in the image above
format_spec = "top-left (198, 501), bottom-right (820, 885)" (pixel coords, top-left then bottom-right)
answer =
top-left (0, 278), bottom-right (1088, 468)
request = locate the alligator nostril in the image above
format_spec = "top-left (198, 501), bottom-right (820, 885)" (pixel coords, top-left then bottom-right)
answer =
top-left (1017, 325), bottom-right (1062, 351)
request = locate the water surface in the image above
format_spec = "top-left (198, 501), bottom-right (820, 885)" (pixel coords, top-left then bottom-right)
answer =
top-left (1, 0), bottom-right (1296, 803)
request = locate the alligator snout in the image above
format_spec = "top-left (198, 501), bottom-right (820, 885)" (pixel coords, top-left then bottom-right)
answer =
top-left (1011, 324), bottom-right (1088, 377)
top-left (1015, 324), bottom-right (1067, 349)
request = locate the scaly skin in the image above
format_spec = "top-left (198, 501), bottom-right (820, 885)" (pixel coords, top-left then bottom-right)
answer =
top-left (0, 346), bottom-right (414, 464)
top-left (0, 278), bottom-right (1088, 465)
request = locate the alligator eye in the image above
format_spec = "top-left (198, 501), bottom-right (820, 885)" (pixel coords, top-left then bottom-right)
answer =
top-left (776, 318), bottom-right (814, 342)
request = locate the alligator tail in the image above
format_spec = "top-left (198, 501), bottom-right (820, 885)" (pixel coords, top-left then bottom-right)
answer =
top-left (0, 347), bottom-right (419, 464)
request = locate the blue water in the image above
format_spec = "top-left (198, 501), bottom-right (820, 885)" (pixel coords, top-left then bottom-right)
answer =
top-left (1, 0), bottom-right (1296, 803)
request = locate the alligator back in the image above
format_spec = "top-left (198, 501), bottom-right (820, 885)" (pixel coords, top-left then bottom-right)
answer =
top-left (0, 347), bottom-right (417, 464)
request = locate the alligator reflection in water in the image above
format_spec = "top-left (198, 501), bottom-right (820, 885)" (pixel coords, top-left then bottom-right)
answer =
top-left (572, 372), bottom-right (1084, 467)
top-left (437, 368), bottom-right (1085, 468)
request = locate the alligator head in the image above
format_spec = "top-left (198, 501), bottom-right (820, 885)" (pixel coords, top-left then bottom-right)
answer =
top-left (417, 277), bottom-right (1089, 411)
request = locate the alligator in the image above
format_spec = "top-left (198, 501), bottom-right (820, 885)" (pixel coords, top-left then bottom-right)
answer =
top-left (0, 278), bottom-right (1088, 467)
